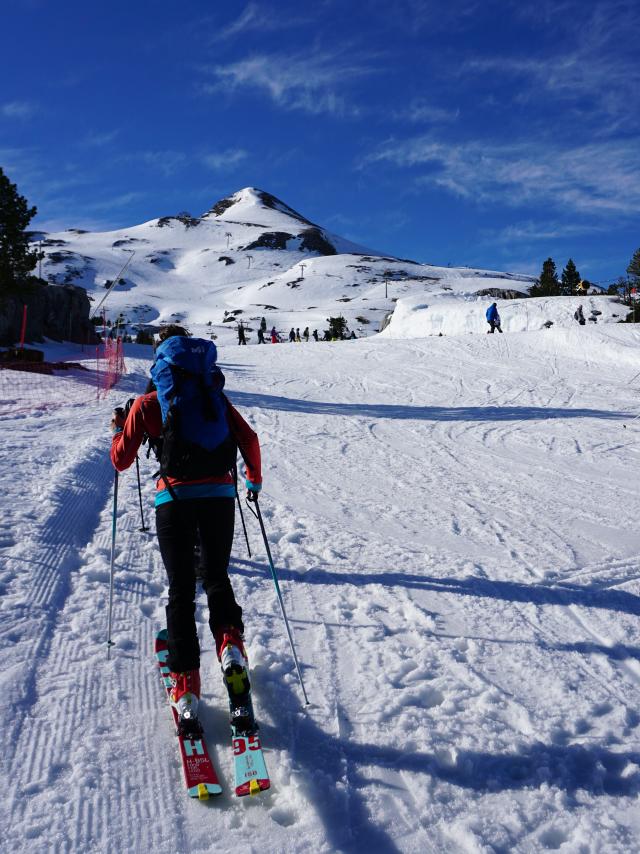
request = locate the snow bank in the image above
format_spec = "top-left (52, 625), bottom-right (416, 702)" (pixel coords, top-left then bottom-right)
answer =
top-left (382, 294), bottom-right (626, 338)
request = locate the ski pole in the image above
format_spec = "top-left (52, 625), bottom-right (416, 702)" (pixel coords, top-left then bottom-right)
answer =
top-left (623, 412), bottom-right (640, 428)
top-left (248, 497), bottom-right (309, 705)
top-left (106, 469), bottom-right (119, 660)
top-left (233, 465), bottom-right (251, 558)
top-left (135, 455), bottom-right (149, 532)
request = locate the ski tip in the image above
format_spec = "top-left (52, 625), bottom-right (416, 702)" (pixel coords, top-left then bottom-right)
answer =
top-left (249, 779), bottom-right (260, 796)
top-left (197, 783), bottom-right (210, 801)
top-left (156, 628), bottom-right (169, 642)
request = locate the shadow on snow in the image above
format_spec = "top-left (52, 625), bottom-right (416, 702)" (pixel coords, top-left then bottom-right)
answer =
top-left (252, 656), bottom-right (639, 854)
top-left (227, 390), bottom-right (629, 423)
top-left (228, 557), bottom-right (640, 849)
top-left (232, 558), bottom-right (640, 619)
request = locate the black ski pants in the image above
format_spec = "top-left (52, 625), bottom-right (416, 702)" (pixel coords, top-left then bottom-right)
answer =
top-left (156, 496), bottom-right (243, 672)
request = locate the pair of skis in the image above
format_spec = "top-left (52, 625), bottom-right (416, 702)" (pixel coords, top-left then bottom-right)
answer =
top-left (154, 628), bottom-right (270, 800)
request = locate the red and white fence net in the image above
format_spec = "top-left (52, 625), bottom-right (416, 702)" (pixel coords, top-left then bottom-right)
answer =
top-left (0, 338), bottom-right (126, 418)
top-left (98, 337), bottom-right (126, 398)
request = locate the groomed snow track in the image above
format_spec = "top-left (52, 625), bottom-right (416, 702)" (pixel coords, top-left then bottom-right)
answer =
top-left (2, 328), bottom-right (640, 852)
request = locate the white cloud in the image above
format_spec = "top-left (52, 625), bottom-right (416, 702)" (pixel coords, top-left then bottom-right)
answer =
top-left (88, 191), bottom-right (145, 212)
top-left (363, 0), bottom-right (481, 33)
top-left (460, 3), bottom-right (640, 130)
top-left (211, 3), bottom-right (318, 41)
top-left (0, 147), bottom-right (38, 180)
top-left (394, 99), bottom-right (460, 125)
top-left (495, 258), bottom-right (540, 277)
top-left (1, 101), bottom-right (37, 119)
top-left (484, 219), bottom-right (608, 246)
top-left (364, 135), bottom-right (640, 216)
top-left (199, 49), bottom-right (378, 116)
top-left (120, 150), bottom-right (187, 177)
top-left (0, 148), bottom-right (87, 204)
top-left (81, 130), bottom-right (120, 148)
top-left (202, 149), bottom-right (248, 171)
top-left (217, 3), bottom-right (261, 39)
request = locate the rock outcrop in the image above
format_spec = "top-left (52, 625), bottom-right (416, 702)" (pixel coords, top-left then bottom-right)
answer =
top-left (0, 282), bottom-right (97, 345)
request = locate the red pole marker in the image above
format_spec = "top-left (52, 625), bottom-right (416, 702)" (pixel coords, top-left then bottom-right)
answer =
top-left (20, 305), bottom-right (27, 349)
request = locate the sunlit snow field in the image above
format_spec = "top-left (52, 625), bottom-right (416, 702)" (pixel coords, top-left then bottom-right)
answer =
top-left (2, 320), bottom-right (640, 853)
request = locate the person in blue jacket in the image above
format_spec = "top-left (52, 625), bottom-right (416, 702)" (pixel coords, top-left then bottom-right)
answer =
top-left (486, 302), bottom-right (503, 334)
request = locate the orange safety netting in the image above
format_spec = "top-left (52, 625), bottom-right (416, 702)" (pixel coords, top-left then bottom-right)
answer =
top-left (98, 337), bottom-right (126, 398)
top-left (0, 338), bottom-right (127, 417)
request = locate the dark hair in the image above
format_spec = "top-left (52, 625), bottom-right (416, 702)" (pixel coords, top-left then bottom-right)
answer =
top-left (157, 324), bottom-right (191, 342)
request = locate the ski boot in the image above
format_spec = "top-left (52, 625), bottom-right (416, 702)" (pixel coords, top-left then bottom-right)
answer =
top-left (169, 669), bottom-right (202, 737)
top-left (215, 627), bottom-right (256, 735)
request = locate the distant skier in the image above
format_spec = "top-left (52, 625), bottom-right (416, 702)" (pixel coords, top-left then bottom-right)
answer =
top-left (486, 303), bottom-right (503, 334)
top-left (270, 326), bottom-right (279, 343)
top-left (110, 324), bottom-right (262, 729)
top-left (237, 322), bottom-right (246, 345)
top-left (303, 327), bottom-right (309, 342)
top-left (288, 328), bottom-right (296, 343)
top-left (312, 329), bottom-right (319, 341)
top-left (295, 328), bottom-right (301, 342)
top-left (349, 331), bottom-right (356, 339)
top-left (257, 327), bottom-right (266, 344)
top-left (574, 304), bottom-right (586, 325)
top-left (260, 317), bottom-right (267, 333)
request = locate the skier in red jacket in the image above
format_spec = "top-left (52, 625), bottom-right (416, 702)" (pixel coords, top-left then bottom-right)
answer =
top-left (110, 325), bottom-right (261, 724)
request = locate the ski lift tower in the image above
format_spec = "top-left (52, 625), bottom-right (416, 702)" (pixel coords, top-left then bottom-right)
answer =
top-left (382, 268), bottom-right (393, 299)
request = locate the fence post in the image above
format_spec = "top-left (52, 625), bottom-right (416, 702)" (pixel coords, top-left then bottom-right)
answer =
top-left (20, 305), bottom-right (27, 349)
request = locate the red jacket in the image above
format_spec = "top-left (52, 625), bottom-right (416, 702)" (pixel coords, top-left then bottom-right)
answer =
top-left (111, 391), bottom-right (261, 494)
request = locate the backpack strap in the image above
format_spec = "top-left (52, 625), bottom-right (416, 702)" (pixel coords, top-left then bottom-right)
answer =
top-left (160, 473), bottom-right (180, 502)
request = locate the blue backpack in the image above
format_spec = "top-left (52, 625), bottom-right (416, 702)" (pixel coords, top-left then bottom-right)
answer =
top-left (150, 336), bottom-right (237, 481)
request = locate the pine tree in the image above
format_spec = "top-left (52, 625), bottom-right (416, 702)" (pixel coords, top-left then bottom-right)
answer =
top-left (0, 167), bottom-right (38, 293)
top-left (326, 315), bottom-right (348, 339)
top-left (608, 278), bottom-right (626, 296)
top-left (531, 257), bottom-right (561, 296)
top-left (561, 258), bottom-right (581, 295)
top-left (627, 248), bottom-right (640, 288)
top-left (135, 329), bottom-right (154, 345)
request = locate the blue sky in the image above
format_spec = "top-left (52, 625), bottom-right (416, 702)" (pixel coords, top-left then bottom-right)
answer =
top-left (2, 0), bottom-right (638, 283)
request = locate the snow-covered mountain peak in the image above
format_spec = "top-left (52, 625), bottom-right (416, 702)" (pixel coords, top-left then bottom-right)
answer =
top-left (202, 187), bottom-right (313, 228)
top-left (34, 185), bottom-right (584, 346)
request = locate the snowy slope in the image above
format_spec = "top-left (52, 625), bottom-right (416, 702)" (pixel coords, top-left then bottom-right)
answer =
top-left (383, 294), bottom-right (626, 337)
top-left (2, 321), bottom-right (640, 853)
top-left (36, 187), bottom-right (536, 345)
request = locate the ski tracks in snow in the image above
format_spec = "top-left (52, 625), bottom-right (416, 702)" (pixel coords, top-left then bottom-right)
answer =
top-left (4, 334), bottom-right (640, 852)
top-left (229, 335), bottom-right (640, 851)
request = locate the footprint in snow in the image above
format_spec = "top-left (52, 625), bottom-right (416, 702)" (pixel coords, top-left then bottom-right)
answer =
top-left (538, 827), bottom-right (569, 850)
top-left (270, 807), bottom-right (298, 828)
top-left (139, 602), bottom-right (156, 618)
